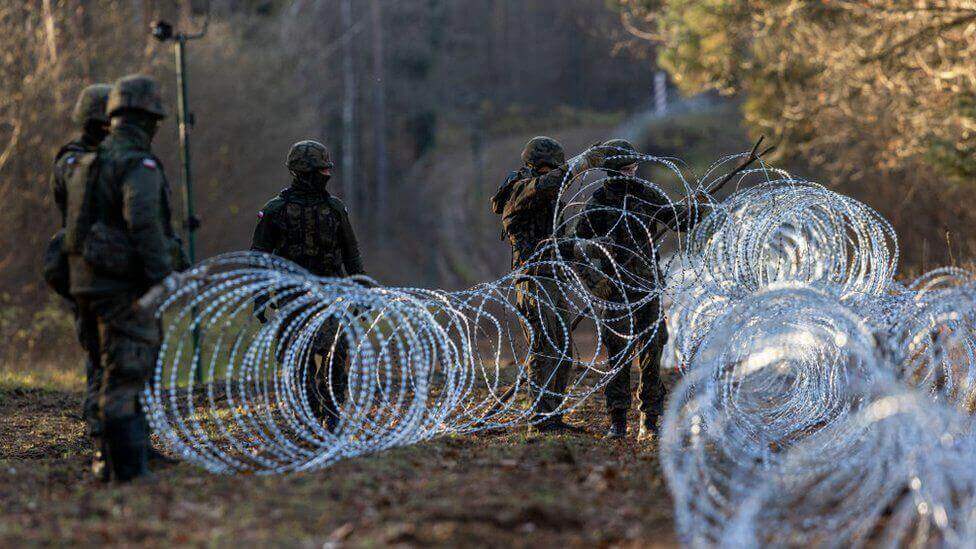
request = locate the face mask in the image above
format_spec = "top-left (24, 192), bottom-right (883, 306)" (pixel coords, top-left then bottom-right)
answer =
top-left (84, 120), bottom-right (110, 142)
top-left (293, 170), bottom-right (331, 189)
top-left (142, 117), bottom-right (160, 140)
top-left (309, 170), bottom-right (331, 188)
top-left (112, 112), bottom-right (160, 141)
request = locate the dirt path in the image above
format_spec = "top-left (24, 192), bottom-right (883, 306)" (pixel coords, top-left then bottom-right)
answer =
top-left (0, 383), bottom-right (677, 547)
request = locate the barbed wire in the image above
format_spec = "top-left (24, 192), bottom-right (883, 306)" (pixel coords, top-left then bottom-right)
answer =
top-left (141, 145), bottom-right (976, 545)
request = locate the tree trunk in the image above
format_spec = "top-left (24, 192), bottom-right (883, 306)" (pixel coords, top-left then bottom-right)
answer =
top-left (41, 0), bottom-right (63, 108)
top-left (340, 0), bottom-right (356, 215)
top-left (370, 0), bottom-right (388, 239)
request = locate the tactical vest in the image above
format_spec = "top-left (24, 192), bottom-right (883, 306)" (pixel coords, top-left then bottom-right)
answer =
top-left (63, 151), bottom-right (102, 255)
top-left (498, 172), bottom-right (565, 269)
top-left (268, 194), bottom-right (348, 277)
top-left (63, 147), bottom-right (177, 293)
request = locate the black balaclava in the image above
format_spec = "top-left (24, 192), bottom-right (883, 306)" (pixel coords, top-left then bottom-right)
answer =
top-left (82, 119), bottom-right (110, 146)
top-left (112, 109), bottom-right (161, 143)
top-left (291, 170), bottom-right (331, 193)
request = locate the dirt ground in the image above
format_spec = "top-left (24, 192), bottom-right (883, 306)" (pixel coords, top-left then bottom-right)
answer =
top-left (0, 363), bottom-right (677, 547)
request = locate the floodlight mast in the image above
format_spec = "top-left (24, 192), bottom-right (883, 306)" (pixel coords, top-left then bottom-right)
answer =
top-left (152, 17), bottom-right (208, 382)
top-left (151, 18), bottom-right (208, 266)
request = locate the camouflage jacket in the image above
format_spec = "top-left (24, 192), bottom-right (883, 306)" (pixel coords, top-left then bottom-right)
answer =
top-left (65, 122), bottom-right (181, 297)
top-left (574, 177), bottom-right (697, 272)
top-left (51, 133), bottom-right (102, 227)
top-left (491, 150), bottom-right (604, 269)
top-left (250, 182), bottom-right (364, 278)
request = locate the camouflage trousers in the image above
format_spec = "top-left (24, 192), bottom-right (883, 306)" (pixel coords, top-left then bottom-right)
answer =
top-left (603, 294), bottom-right (668, 419)
top-left (75, 292), bottom-right (159, 438)
top-left (516, 277), bottom-right (574, 416)
top-left (305, 318), bottom-right (349, 421)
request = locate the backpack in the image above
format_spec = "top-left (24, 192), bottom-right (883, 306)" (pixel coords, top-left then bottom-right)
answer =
top-left (63, 151), bottom-right (138, 278)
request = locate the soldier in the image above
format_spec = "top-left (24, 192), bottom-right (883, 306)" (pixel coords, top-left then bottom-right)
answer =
top-left (64, 74), bottom-right (184, 481)
top-left (52, 84), bottom-right (112, 227)
top-left (250, 140), bottom-right (365, 432)
top-left (573, 139), bottom-right (699, 441)
top-left (491, 136), bottom-right (606, 432)
top-left (45, 83), bottom-right (111, 471)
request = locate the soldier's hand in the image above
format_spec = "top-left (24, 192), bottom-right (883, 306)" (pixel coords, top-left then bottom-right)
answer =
top-left (136, 265), bottom-right (210, 312)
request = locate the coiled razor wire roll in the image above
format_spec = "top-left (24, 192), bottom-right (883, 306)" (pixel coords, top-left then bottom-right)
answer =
top-left (142, 145), bottom-right (976, 546)
top-left (654, 173), bottom-right (976, 545)
top-left (144, 145), bottom-right (741, 473)
top-left (659, 284), bottom-right (888, 545)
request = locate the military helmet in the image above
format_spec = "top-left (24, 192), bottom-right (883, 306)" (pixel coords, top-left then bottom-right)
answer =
top-left (286, 140), bottom-right (334, 172)
top-left (72, 83), bottom-right (112, 125)
top-left (602, 139), bottom-right (640, 171)
top-left (521, 136), bottom-right (565, 170)
top-left (107, 74), bottom-right (167, 119)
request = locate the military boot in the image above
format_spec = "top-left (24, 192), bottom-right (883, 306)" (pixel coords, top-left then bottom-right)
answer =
top-left (637, 413), bottom-right (660, 442)
top-left (104, 416), bottom-right (150, 482)
top-left (605, 410), bottom-right (628, 439)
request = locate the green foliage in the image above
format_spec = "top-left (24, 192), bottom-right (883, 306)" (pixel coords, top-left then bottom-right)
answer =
top-left (655, 0), bottom-right (751, 96)
top-left (625, 1), bottom-right (976, 185)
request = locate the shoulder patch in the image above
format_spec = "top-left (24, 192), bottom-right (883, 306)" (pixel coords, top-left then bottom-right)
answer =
top-left (142, 158), bottom-right (158, 169)
top-left (66, 155), bottom-right (77, 165)
top-left (257, 210), bottom-right (265, 219)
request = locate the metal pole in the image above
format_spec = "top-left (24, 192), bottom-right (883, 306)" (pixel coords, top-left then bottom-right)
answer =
top-left (175, 35), bottom-right (197, 265)
top-left (175, 35), bottom-right (202, 382)
top-left (654, 70), bottom-right (668, 117)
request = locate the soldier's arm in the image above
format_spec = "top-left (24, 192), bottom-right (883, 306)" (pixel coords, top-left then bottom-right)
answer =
top-left (536, 147), bottom-right (607, 192)
top-left (338, 206), bottom-right (365, 276)
top-left (250, 201), bottom-right (281, 254)
top-left (640, 187), bottom-right (697, 233)
top-left (122, 158), bottom-right (174, 284)
top-left (568, 147), bottom-right (607, 179)
top-left (51, 154), bottom-right (71, 227)
top-left (51, 173), bottom-right (67, 228)
top-left (491, 170), bottom-right (520, 215)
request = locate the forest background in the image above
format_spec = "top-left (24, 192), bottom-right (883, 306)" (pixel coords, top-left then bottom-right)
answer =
top-left (2, 0), bottom-right (973, 358)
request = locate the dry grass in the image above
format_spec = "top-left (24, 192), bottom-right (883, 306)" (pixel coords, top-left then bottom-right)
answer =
top-left (0, 359), bottom-right (677, 547)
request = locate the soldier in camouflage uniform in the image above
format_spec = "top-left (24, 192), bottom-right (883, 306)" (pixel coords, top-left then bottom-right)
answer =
top-left (492, 136), bottom-right (606, 432)
top-left (250, 140), bottom-right (365, 432)
top-left (65, 74), bottom-right (184, 481)
top-left (47, 83), bottom-right (111, 468)
top-left (573, 139), bottom-right (699, 441)
top-left (52, 84), bottom-right (112, 227)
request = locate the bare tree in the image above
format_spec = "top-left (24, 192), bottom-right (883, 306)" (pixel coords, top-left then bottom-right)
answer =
top-left (370, 0), bottom-right (389, 238)
top-left (340, 0), bottom-right (356, 215)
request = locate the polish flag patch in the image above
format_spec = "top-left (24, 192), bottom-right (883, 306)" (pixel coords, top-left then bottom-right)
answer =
top-left (142, 158), bottom-right (158, 169)
top-left (257, 211), bottom-right (264, 218)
